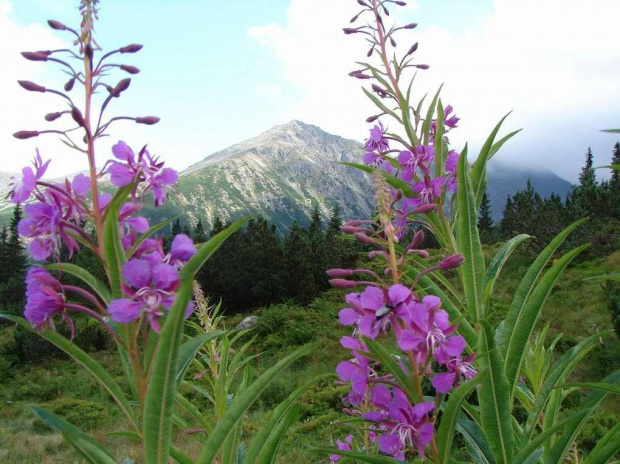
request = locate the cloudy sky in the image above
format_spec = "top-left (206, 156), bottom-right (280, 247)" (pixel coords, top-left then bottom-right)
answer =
top-left (1, 0), bottom-right (619, 182)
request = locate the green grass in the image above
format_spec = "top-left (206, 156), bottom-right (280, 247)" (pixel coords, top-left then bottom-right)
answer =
top-left (0, 249), bottom-right (618, 462)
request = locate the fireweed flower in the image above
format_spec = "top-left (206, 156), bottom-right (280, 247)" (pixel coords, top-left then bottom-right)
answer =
top-left (9, 149), bottom-right (50, 204)
top-left (432, 353), bottom-right (477, 393)
top-left (108, 141), bottom-right (178, 206)
top-left (330, 435), bottom-right (354, 462)
top-left (24, 267), bottom-right (68, 331)
top-left (143, 233), bottom-right (197, 269)
top-left (338, 284), bottom-right (412, 339)
top-left (108, 258), bottom-right (189, 333)
top-left (365, 124), bottom-right (389, 152)
top-left (336, 336), bottom-right (372, 406)
top-left (398, 145), bottom-right (434, 182)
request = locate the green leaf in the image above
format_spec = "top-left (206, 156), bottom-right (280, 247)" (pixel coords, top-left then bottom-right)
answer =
top-left (563, 382), bottom-right (620, 395)
top-left (422, 85), bottom-right (443, 145)
top-left (102, 193), bottom-right (127, 299)
top-left (437, 372), bottom-right (486, 464)
top-left (255, 405), bottom-right (301, 464)
top-left (29, 406), bottom-right (116, 463)
top-left (482, 234), bottom-right (530, 309)
top-left (362, 87), bottom-right (402, 123)
top-left (45, 262), bottom-right (111, 304)
top-left (170, 446), bottom-right (195, 464)
top-left (477, 321), bottom-right (513, 463)
top-left (1, 315), bottom-right (139, 431)
top-left (503, 218), bottom-right (586, 352)
top-left (310, 448), bottom-right (399, 464)
top-left (456, 144), bottom-right (485, 322)
top-left (594, 164), bottom-right (620, 171)
top-left (175, 393), bottom-right (213, 434)
top-left (543, 370), bottom-right (620, 464)
top-left (471, 113), bottom-right (513, 208)
top-left (601, 128), bottom-right (620, 133)
top-left (584, 423), bottom-right (620, 464)
top-left (126, 219), bottom-right (171, 259)
top-left (341, 162), bottom-right (417, 198)
top-left (522, 332), bottom-right (603, 443)
top-left (176, 331), bottom-right (225, 387)
top-left (434, 100), bottom-right (445, 178)
top-left (195, 344), bottom-right (315, 464)
top-left (504, 244), bottom-right (588, 401)
top-left (456, 416), bottom-right (496, 464)
top-left (245, 374), bottom-right (328, 464)
top-left (584, 273), bottom-right (620, 282)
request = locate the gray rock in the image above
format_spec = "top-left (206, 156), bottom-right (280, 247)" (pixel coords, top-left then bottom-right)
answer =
top-left (236, 316), bottom-right (258, 331)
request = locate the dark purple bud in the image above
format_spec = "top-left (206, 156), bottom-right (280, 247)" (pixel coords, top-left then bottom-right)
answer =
top-left (414, 204), bottom-right (436, 214)
top-left (350, 13), bottom-right (361, 23)
top-left (384, 268), bottom-right (392, 276)
top-left (71, 106), bottom-right (85, 126)
top-left (383, 6), bottom-right (390, 16)
top-left (64, 77), bottom-right (75, 92)
top-left (21, 51), bottom-right (49, 62)
top-left (13, 130), bottom-right (39, 139)
top-left (327, 269), bottom-right (354, 278)
top-left (329, 279), bottom-right (356, 289)
top-left (18, 80), bottom-right (46, 92)
top-left (366, 115), bottom-right (379, 123)
top-left (407, 42), bottom-right (419, 56)
top-left (84, 44), bottom-right (94, 60)
top-left (120, 64), bottom-right (140, 74)
top-left (341, 225), bottom-right (363, 234)
top-left (409, 229), bottom-right (425, 249)
top-left (367, 46), bottom-right (374, 57)
top-left (404, 23), bottom-right (418, 29)
top-left (343, 28), bottom-right (359, 35)
top-left (345, 220), bottom-right (363, 227)
top-left (395, 1), bottom-right (407, 5)
top-left (136, 116), bottom-right (160, 125)
top-left (439, 254), bottom-right (465, 270)
top-left (48, 20), bottom-right (67, 31)
top-left (416, 64), bottom-right (430, 70)
top-left (354, 232), bottom-right (376, 246)
top-left (111, 78), bottom-right (131, 97)
top-left (371, 84), bottom-right (387, 96)
top-left (120, 44), bottom-right (143, 54)
top-left (357, 0), bottom-right (368, 5)
top-left (45, 112), bottom-right (63, 122)
top-left (408, 249), bottom-right (429, 258)
top-left (392, 190), bottom-right (402, 202)
top-left (390, 37), bottom-right (397, 47)
top-left (368, 250), bottom-right (385, 260)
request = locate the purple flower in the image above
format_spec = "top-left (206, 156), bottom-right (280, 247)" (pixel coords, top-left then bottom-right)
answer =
top-left (444, 105), bottom-right (459, 129)
top-left (10, 149), bottom-right (50, 203)
top-left (399, 146), bottom-right (434, 183)
top-left (338, 285), bottom-right (412, 339)
top-left (412, 176), bottom-right (444, 205)
top-left (336, 336), bottom-right (371, 406)
top-left (108, 259), bottom-right (184, 333)
top-left (108, 141), bottom-right (178, 206)
top-left (24, 267), bottom-right (67, 331)
top-left (365, 124), bottom-right (389, 152)
top-left (444, 150), bottom-right (460, 193)
top-left (330, 435), bottom-right (353, 462)
top-left (432, 354), bottom-right (477, 393)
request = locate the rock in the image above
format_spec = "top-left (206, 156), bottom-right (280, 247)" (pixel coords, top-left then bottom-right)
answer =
top-left (236, 315), bottom-right (258, 331)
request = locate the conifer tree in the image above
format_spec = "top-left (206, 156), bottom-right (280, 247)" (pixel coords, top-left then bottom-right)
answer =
top-left (478, 190), bottom-right (495, 243)
top-left (193, 218), bottom-right (208, 243)
top-left (0, 206), bottom-right (27, 309)
top-left (182, 224), bottom-right (192, 238)
top-left (500, 195), bottom-right (516, 238)
top-left (283, 221), bottom-right (316, 303)
top-left (611, 142), bottom-right (620, 191)
top-left (306, 205), bottom-right (327, 289)
top-left (171, 218), bottom-right (182, 237)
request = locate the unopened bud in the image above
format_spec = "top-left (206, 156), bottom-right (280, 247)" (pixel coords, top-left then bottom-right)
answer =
top-left (354, 232), bottom-right (376, 246)
top-left (357, 0), bottom-right (368, 6)
top-left (136, 116), bottom-right (160, 125)
top-left (45, 112), bottom-right (63, 122)
top-left (384, 268), bottom-right (392, 276)
top-left (416, 64), bottom-right (430, 70)
top-left (120, 44), bottom-right (143, 54)
top-left (439, 254), bottom-right (465, 270)
top-left (47, 20), bottom-right (67, 31)
top-left (71, 106), bottom-right (85, 126)
top-left (414, 204), bottom-right (436, 214)
top-left (21, 51), bottom-right (49, 61)
top-left (84, 44), bottom-right (94, 60)
top-left (407, 42), bottom-right (419, 56)
top-left (341, 225), bottom-right (361, 234)
top-left (367, 46), bottom-right (374, 57)
top-left (350, 13), bottom-right (361, 23)
top-left (408, 249), bottom-right (430, 258)
top-left (343, 28), bottom-right (359, 35)
top-left (390, 37), bottom-right (397, 47)
top-left (404, 23), bottom-right (418, 29)
top-left (366, 115), bottom-right (379, 123)
top-left (371, 84), bottom-right (386, 95)
top-left (64, 77), bottom-right (75, 92)
top-left (409, 229), bottom-right (425, 249)
top-left (368, 250), bottom-right (385, 260)
top-left (120, 64), bottom-right (140, 74)
top-left (345, 220), bottom-right (363, 227)
top-left (329, 279), bottom-right (356, 289)
top-left (327, 269), bottom-right (353, 278)
top-left (13, 130), bottom-right (39, 139)
top-left (395, 1), bottom-right (407, 5)
top-left (112, 78), bottom-right (131, 97)
top-left (18, 80), bottom-right (46, 92)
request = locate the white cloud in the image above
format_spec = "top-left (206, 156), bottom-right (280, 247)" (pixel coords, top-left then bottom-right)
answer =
top-left (248, 0), bottom-right (620, 181)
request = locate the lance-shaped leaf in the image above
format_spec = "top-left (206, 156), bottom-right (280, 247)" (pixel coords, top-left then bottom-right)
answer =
top-left (583, 422), bottom-right (620, 464)
top-left (29, 406), bottom-right (116, 463)
top-left (126, 219), bottom-right (171, 259)
top-left (456, 415), bottom-right (496, 464)
top-left (422, 85), bottom-right (443, 144)
top-left (45, 262), bottom-right (111, 304)
top-left (255, 405), bottom-right (301, 464)
top-left (477, 321), bottom-right (513, 464)
top-left (504, 244), bottom-right (588, 401)
top-left (176, 330), bottom-right (225, 387)
top-left (311, 448), bottom-right (400, 464)
top-left (456, 144), bottom-right (485, 322)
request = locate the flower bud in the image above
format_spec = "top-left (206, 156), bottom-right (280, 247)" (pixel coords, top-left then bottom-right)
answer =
top-left (354, 232), bottom-right (376, 246)
top-left (384, 268), bottom-right (392, 276)
top-left (18, 80), bottom-right (46, 92)
top-left (416, 64), bottom-right (430, 70)
top-left (21, 51), bottom-right (49, 61)
top-left (13, 130), bottom-right (39, 139)
top-left (407, 249), bottom-right (429, 258)
top-left (329, 279), bottom-right (356, 289)
top-left (343, 28), bottom-right (359, 35)
top-left (404, 23), bottom-right (418, 29)
top-left (111, 78), bottom-right (131, 97)
top-left (45, 112), bottom-right (63, 122)
top-left (407, 42), bottom-right (419, 56)
top-left (414, 204), bottom-right (436, 214)
top-left (366, 115), bottom-right (379, 123)
top-left (84, 44), bottom-right (94, 61)
top-left (120, 65), bottom-right (140, 74)
top-left (71, 106), bottom-right (85, 127)
top-left (327, 269), bottom-right (353, 278)
top-left (368, 250), bottom-right (385, 260)
top-left (408, 229), bottom-right (425, 249)
top-left (64, 77), bottom-right (76, 92)
top-left (439, 254), bottom-right (465, 270)
top-left (345, 220), bottom-right (363, 227)
top-left (394, 1), bottom-right (407, 5)
top-left (136, 116), bottom-right (160, 125)
top-left (357, 0), bottom-right (368, 6)
top-left (367, 46), bottom-right (374, 57)
top-left (390, 37), bottom-right (397, 47)
top-left (120, 44), bottom-right (143, 54)
top-left (48, 20), bottom-right (67, 30)
top-left (350, 13), bottom-right (361, 23)
top-left (341, 225), bottom-right (362, 234)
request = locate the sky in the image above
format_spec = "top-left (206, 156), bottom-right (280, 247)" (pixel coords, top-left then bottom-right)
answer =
top-left (1, 0), bottom-right (619, 183)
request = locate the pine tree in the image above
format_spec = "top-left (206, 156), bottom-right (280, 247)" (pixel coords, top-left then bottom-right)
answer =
top-left (283, 221), bottom-right (316, 303)
top-left (579, 147), bottom-right (597, 190)
top-left (171, 218), bottom-right (182, 237)
top-left (193, 218), bottom-right (208, 243)
top-left (182, 224), bottom-right (192, 238)
top-left (306, 205), bottom-right (327, 289)
top-left (0, 206), bottom-right (28, 310)
top-left (478, 190), bottom-right (495, 243)
top-left (500, 195), bottom-right (515, 238)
